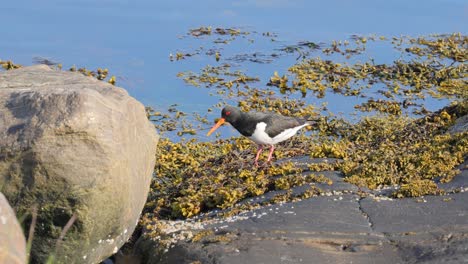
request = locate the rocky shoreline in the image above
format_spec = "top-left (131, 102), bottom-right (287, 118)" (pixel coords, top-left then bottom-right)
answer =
top-left (1, 65), bottom-right (467, 264)
top-left (135, 158), bottom-right (468, 264)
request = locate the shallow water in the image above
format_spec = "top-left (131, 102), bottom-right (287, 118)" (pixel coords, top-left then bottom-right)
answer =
top-left (2, 0), bottom-right (466, 139)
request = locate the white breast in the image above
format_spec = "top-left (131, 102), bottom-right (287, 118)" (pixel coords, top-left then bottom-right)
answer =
top-left (249, 122), bottom-right (307, 145)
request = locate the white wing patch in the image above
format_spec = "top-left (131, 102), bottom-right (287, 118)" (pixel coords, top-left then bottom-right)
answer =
top-left (249, 122), bottom-right (307, 145)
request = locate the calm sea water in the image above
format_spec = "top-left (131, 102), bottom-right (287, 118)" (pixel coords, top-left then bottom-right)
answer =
top-left (2, 0), bottom-right (466, 138)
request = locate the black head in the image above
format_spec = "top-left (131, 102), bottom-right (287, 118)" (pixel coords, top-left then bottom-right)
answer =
top-left (207, 105), bottom-right (243, 136)
top-left (221, 106), bottom-right (242, 123)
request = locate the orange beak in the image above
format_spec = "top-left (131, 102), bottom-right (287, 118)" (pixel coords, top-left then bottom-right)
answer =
top-left (207, 118), bottom-right (225, 136)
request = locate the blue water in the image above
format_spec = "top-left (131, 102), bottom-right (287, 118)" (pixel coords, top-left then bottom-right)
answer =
top-left (2, 0), bottom-right (466, 138)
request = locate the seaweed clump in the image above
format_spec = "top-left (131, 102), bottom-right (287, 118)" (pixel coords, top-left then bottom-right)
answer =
top-left (392, 179), bottom-right (442, 198)
top-left (0, 57), bottom-right (117, 85)
top-left (337, 102), bottom-right (467, 190)
top-left (145, 136), bottom-right (320, 219)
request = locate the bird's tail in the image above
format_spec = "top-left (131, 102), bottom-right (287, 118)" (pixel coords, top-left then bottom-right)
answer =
top-left (305, 116), bottom-right (323, 126)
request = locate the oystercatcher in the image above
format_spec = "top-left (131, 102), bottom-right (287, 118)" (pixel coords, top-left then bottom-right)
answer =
top-left (207, 106), bottom-right (315, 166)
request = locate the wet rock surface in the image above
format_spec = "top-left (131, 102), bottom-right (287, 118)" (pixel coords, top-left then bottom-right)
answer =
top-left (138, 155), bottom-right (468, 264)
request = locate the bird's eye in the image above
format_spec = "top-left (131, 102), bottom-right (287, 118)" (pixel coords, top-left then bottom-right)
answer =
top-left (225, 111), bottom-right (231, 116)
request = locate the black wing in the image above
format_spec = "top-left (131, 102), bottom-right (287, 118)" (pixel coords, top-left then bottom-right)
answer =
top-left (264, 114), bottom-right (304, 138)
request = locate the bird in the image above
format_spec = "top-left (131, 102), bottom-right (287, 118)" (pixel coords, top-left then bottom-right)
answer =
top-left (207, 106), bottom-right (316, 166)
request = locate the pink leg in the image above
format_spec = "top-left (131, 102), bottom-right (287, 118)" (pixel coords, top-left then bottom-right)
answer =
top-left (254, 146), bottom-right (263, 167)
top-left (267, 145), bottom-right (275, 163)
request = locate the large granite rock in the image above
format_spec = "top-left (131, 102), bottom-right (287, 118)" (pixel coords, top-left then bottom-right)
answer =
top-left (137, 157), bottom-right (468, 264)
top-left (0, 192), bottom-right (26, 264)
top-left (0, 65), bottom-right (159, 263)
